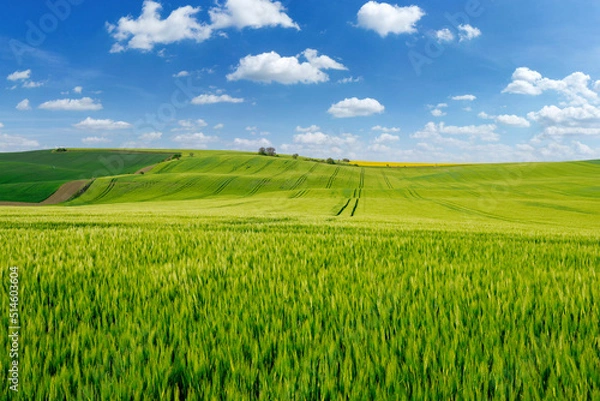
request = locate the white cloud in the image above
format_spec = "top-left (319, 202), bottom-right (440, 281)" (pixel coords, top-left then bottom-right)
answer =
top-left (412, 122), bottom-right (499, 142)
top-left (7, 70), bottom-right (31, 81)
top-left (338, 76), bottom-right (362, 84)
top-left (595, 80), bottom-right (600, 92)
top-left (209, 0), bottom-right (299, 31)
top-left (0, 123), bottom-right (3, 128)
top-left (495, 114), bottom-right (531, 127)
top-left (458, 24), bottom-right (481, 41)
top-left (107, 0), bottom-right (212, 52)
top-left (139, 132), bottom-right (162, 141)
top-left (431, 108), bottom-right (446, 117)
top-left (82, 136), bottom-right (111, 144)
top-left (0, 133), bottom-right (40, 151)
top-left (39, 97), bottom-right (103, 111)
top-left (191, 94), bottom-right (244, 104)
top-left (22, 80), bottom-right (44, 89)
top-left (357, 1), bottom-right (425, 37)
top-left (435, 28), bottom-right (454, 43)
top-left (73, 86), bottom-right (83, 94)
top-left (246, 126), bottom-right (258, 131)
top-left (328, 97), bottom-right (385, 118)
top-left (172, 132), bottom-right (219, 148)
top-left (233, 137), bottom-right (272, 149)
top-left (372, 125), bottom-right (400, 133)
top-left (368, 143), bottom-right (392, 152)
top-left (374, 133), bottom-right (400, 143)
top-left (173, 71), bottom-right (190, 78)
top-left (478, 112), bottom-right (530, 127)
top-left (527, 104), bottom-right (600, 136)
top-left (452, 94), bottom-right (476, 101)
top-left (214, 123), bottom-right (224, 129)
top-left (16, 99), bottom-right (31, 111)
top-left (174, 119), bottom-right (208, 130)
top-left (73, 117), bottom-right (132, 130)
top-left (503, 68), bottom-right (599, 105)
top-left (227, 49), bottom-right (346, 84)
top-left (296, 125), bottom-right (320, 133)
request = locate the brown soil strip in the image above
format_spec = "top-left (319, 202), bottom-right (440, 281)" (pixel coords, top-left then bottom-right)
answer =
top-left (0, 180), bottom-right (91, 207)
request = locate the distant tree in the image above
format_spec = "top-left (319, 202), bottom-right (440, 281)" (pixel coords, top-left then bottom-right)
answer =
top-left (258, 147), bottom-right (267, 156)
top-left (55, 147), bottom-right (67, 152)
top-left (173, 153), bottom-right (182, 160)
top-left (342, 158), bottom-right (350, 163)
top-left (266, 147), bottom-right (277, 156)
top-left (326, 157), bottom-right (335, 165)
top-left (189, 153), bottom-right (194, 157)
top-left (292, 153), bottom-right (299, 159)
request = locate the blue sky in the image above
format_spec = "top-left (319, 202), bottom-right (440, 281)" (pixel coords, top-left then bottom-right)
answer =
top-left (1, 0), bottom-right (600, 162)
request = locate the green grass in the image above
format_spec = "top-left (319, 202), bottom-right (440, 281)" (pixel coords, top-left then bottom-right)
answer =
top-left (0, 149), bottom-right (174, 202)
top-left (0, 150), bottom-right (599, 399)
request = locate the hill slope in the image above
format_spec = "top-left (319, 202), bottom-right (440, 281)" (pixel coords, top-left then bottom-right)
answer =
top-left (0, 149), bottom-right (174, 203)
top-left (64, 152), bottom-right (600, 230)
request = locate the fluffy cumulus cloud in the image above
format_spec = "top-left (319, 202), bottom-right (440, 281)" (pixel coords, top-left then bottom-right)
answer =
top-left (503, 68), bottom-right (598, 105)
top-left (16, 99), bottom-right (31, 111)
top-left (191, 94), bottom-right (244, 105)
top-left (6, 69), bottom-right (43, 89)
top-left (173, 119), bottom-right (208, 131)
top-left (73, 86), bottom-right (83, 94)
top-left (107, 0), bottom-right (297, 52)
top-left (227, 49), bottom-right (346, 84)
top-left (0, 133), bottom-right (40, 151)
top-left (478, 112), bottom-right (530, 128)
top-left (282, 131), bottom-right (360, 157)
top-left (296, 125), bottom-right (320, 133)
top-left (173, 71), bottom-right (190, 78)
top-left (73, 117), bottom-right (132, 130)
top-left (214, 123), bottom-right (224, 129)
top-left (7, 70), bottom-right (31, 81)
top-left (458, 24), bottom-right (481, 41)
top-left (82, 136), bottom-right (111, 144)
top-left (107, 1), bottom-right (212, 52)
top-left (357, 1), bottom-right (425, 37)
top-left (452, 94), bottom-right (476, 101)
top-left (527, 104), bottom-right (600, 136)
top-left (233, 137), bottom-right (272, 150)
top-left (373, 133), bottom-right (400, 143)
top-left (328, 97), bottom-right (385, 118)
top-left (39, 98), bottom-right (103, 111)
top-left (372, 126), bottom-right (400, 133)
top-left (209, 0), bottom-right (298, 31)
top-left (413, 122), bottom-right (499, 142)
top-left (435, 28), bottom-right (454, 43)
top-left (139, 132), bottom-right (163, 141)
top-left (172, 132), bottom-right (219, 148)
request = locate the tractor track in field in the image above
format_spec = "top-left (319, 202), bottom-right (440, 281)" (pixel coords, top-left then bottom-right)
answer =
top-left (247, 178), bottom-right (271, 196)
top-left (93, 178), bottom-right (117, 202)
top-left (290, 189), bottom-right (309, 199)
top-left (212, 177), bottom-right (236, 196)
top-left (290, 163), bottom-right (318, 190)
top-left (382, 171), bottom-right (393, 189)
top-left (326, 167), bottom-right (340, 189)
top-left (253, 159), bottom-right (275, 175)
top-left (335, 199), bottom-right (352, 216)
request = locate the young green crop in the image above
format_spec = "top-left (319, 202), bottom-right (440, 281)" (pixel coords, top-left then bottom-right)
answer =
top-left (0, 209), bottom-right (599, 400)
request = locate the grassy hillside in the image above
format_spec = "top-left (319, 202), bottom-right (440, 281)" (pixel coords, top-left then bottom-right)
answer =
top-left (0, 149), bottom-right (174, 202)
top-left (66, 152), bottom-right (600, 231)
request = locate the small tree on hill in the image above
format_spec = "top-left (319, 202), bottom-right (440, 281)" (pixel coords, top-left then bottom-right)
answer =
top-left (326, 157), bottom-right (335, 165)
top-left (266, 147), bottom-right (277, 156)
top-left (258, 147), bottom-right (267, 155)
top-left (292, 153), bottom-right (299, 159)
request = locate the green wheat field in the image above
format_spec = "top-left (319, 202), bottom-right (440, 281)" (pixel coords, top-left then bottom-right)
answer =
top-left (1, 149), bottom-right (599, 400)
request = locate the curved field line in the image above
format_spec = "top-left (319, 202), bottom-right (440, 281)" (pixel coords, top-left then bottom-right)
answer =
top-left (326, 167), bottom-right (341, 189)
top-left (247, 179), bottom-right (271, 197)
top-left (252, 159), bottom-right (275, 175)
top-left (350, 199), bottom-right (360, 217)
top-left (335, 199), bottom-right (352, 216)
top-left (290, 163), bottom-right (319, 191)
top-left (382, 171), bottom-right (393, 189)
top-left (92, 178), bottom-right (117, 202)
top-left (212, 177), bottom-right (236, 196)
